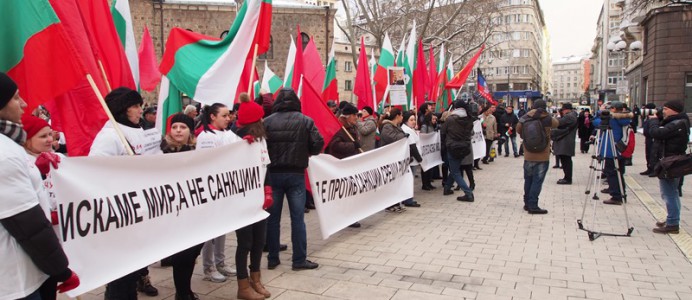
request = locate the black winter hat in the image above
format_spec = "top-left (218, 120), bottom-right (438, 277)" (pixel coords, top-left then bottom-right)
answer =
top-left (105, 87), bottom-right (143, 116)
top-left (170, 113), bottom-right (195, 131)
top-left (644, 103), bottom-right (656, 109)
top-left (340, 103), bottom-right (358, 115)
top-left (532, 99), bottom-right (546, 110)
top-left (664, 100), bottom-right (685, 113)
top-left (0, 72), bottom-right (18, 110)
top-left (362, 106), bottom-right (373, 115)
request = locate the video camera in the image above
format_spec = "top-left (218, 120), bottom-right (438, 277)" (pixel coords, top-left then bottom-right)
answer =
top-left (642, 107), bottom-right (663, 118)
top-left (598, 110), bottom-right (611, 130)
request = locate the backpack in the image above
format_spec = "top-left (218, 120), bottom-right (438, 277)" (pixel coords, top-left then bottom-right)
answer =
top-left (521, 115), bottom-right (548, 153)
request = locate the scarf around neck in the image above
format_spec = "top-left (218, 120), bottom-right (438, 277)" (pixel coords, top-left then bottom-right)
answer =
top-left (0, 119), bottom-right (27, 145)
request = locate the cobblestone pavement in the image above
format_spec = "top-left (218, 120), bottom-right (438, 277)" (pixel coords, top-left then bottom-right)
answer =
top-left (63, 133), bottom-right (692, 300)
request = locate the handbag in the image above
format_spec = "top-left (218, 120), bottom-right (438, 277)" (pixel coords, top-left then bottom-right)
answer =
top-left (654, 153), bottom-right (692, 179)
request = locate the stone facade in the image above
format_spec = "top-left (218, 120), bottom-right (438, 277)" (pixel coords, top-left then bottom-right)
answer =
top-left (552, 55), bottom-right (590, 104)
top-left (128, 0), bottom-right (335, 102)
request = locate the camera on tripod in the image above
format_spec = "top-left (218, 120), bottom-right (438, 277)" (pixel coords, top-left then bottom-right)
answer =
top-left (598, 111), bottom-right (611, 130)
top-left (642, 107), bottom-right (663, 117)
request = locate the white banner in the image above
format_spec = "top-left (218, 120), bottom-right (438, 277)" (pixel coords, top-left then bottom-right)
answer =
top-left (52, 142), bottom-right (269, 297)
top-left (307, 139), bottom-right (413, 239)
top-left (418, 132), bottom-right (443, 171)
top-left (472, 120), bottom-right (486, 160)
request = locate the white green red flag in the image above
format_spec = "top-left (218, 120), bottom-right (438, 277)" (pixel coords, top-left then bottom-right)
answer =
top-left (373, 32), bottom-right (394, 109)
top-left (322, 45), bottom-right (338, 103)
top-left (261, 60), bottom-right (283, 95)
top-left (155, 76), bottom-right (183, 135)
top-left (159, 0), bottom-right (272, 106)
top-left (404, 21), bottom-right (417, 108)
top-left (283, 36), bottom-right (297, 89)
top-left (111, 0), bottom-right (139, 88)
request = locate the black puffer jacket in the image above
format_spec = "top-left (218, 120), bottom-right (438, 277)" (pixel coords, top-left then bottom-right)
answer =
top-left (264, 97), bottom-right (324, 173)
top-left (648, 113), bottom-right (690, 160)
top-left (441, 110), bottom-right (475, 159)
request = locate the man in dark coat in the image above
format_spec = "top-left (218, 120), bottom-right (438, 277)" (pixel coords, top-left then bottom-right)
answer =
top-left (551, 103), bottom-right (578, 184)
top-left (264, 88), bottom-right (324, 271)
top-left (640, 103), bottom-right (657, 175)
top-left (500, 105), bottom-right (520, 157)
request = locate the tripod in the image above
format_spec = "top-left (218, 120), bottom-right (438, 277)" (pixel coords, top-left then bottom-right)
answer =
top-left (577, 117), bottom-right (634, 241)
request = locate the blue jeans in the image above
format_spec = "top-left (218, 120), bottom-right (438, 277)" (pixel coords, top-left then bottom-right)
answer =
top-left (445, 152), bottom-right (473, 198)
top-left (267, 173), bottom-right (308, 265)
top-left (660, 177), bottom-right (682, 226)
top-left (503, 136), bottom-right (518, 155)
top-left (523, 161), bottom-right (549, 209)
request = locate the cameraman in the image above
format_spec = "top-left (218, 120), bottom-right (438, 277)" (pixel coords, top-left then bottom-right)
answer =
top-left (640, 103), bottom-right (657, 175)
top-left (592, 101), bottom-right (632, 205)
top-left (648, 100), bottom-right (689, 234)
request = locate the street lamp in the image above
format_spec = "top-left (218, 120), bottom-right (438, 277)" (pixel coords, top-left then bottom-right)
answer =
top-left (606, 37), bottom-right (642, 104)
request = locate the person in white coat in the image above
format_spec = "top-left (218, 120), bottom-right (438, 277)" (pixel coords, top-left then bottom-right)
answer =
top-left (401, 111), bottom-right (422, 207)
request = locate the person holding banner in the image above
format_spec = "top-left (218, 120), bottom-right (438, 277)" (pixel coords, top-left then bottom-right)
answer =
top-left (196, 102), bottom-right (242, 283)
top-left (380, 108), bottom-right (421, 211)
top-left (233, 96), bottom-right (274, 299)
top-left (0, 72), bottom-right (80, 299)
top-left (160, 113), bottom-right (204, 300)
top-left (441, 100), bottom-right (476, 202)
top-left (401, 111), bottom-right (424, 207)
top-left (420, 113), bottom-right (439, 190)
top-left (264, 88), bottom-right (324, 271)
top-left (89, 87), bottom-right (160, 298)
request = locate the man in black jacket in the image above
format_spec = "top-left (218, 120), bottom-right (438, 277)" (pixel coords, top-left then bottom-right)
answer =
top-left (264, 88), bottom-right (324, 270)
top-left (441, 99), bottom-right (476, 202)
top-left (501, 105), bottom-right (520, 157)
top-left (647, 100), bottom-right (689, 234)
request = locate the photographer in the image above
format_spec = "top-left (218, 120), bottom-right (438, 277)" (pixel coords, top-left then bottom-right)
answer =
top-left (647, 100), bottom-right (689, 234)
top-left (640, 103), bottom-right (657, 175)
top-left (592, 101), bottom-right (632, 205)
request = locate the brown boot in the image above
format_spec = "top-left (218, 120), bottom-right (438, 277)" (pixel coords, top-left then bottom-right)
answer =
top-left (237, 278), bottom-right (264, 300)
top-left (250, 271), bottom-right (271, 298)
top-left (653, 225), bottom-right (680, 234)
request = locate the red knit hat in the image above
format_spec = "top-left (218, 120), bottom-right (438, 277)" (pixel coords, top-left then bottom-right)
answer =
top-left (21, 114), bottom-right (50, 140)
top-left (237, 101), bottom-right (264, 126)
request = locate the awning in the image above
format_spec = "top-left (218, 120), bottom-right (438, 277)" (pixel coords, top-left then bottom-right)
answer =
top-left (492, 90), bottom-right (543, 99)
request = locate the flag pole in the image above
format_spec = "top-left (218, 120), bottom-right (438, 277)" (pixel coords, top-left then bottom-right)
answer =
top-left (86, 74), bottom-right (135, 156)
top-left (97, 60), bottom-right (112, 92)
top-left (247, 44), bottom-right (259, 95)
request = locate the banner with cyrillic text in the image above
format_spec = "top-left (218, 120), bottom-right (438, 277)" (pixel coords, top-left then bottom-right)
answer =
top-left (418, 132), bottom-right (443, 171)
top-left (472, 120), bottom-right (486, 160)
top-left (307, 139), bottom-right (413, 239)
top-left (52, 142), bottom-right (269, 297)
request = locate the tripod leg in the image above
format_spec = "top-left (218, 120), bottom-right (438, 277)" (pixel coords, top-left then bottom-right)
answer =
top-left (607, 129), bottom-right (634, 234)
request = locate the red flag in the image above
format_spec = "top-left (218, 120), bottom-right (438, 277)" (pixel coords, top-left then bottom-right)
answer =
top-left (446, 44), bottom-right (485, 89)
top-left (291, 26), bottom-right (305, 90)
top-left (138, 26), bottom-right (161, 91)
top-left (430, 66), bottom-right (446, 104)
top-left (428, 46), bottom-right (437, 99)
top-left (412, 40), bottom-right (429, 109)
top-left (353, 37), bottom-right (373, 110)
top-left (302, 38), bottom-right (325, 94)
top-left (301, 77), bottom-right (341, 149)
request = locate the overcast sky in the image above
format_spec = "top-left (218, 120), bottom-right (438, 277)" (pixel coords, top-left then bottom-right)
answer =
top-left (540, 0), bottom-right (603, 61)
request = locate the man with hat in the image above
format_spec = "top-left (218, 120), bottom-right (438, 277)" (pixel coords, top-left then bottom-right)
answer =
top-left (647, 100), bottom-right (689, 234)
top-left (551, 103), bottom-right (578, 184)
top-left (592, 100), bottom-right (632, 205)
top-left (357, 106), bottom-right (377, 151)
top-left (141, 106), bottom-right (157, 130)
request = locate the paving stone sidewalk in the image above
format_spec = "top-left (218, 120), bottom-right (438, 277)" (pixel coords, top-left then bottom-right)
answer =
top-left (64, 132), bottom-right (692, 300)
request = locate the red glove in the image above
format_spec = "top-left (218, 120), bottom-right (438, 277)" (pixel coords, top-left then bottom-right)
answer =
top-left (263, 186), bottom-right (273, 210)
top-left (57, 271), bottom-right (80, 293)
top-left (35, 152), bottom-right (60, 175)
top-left (50, 211), bottom-right (59, 225)
top-left (242, 135), bottom-right (255, 144)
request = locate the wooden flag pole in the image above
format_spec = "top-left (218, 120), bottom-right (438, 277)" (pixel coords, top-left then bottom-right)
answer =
top-left (97, 60), bottom-right (112, 92)
top-left (247, 44), bottom-right (259, 95)
top-left (86, 74), bottom-right (135, 156)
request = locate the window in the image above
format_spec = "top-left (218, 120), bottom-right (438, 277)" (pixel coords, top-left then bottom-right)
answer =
top-left (608, 72), bottom-right (620, 85)
top-left (258, 36), bottom-right (273, 60)
top-left (344, 61), bottom-right (352, 72)
top-left (513, 49), bottom-right (521, 57)
top-left (522, 49), bottom-right (530, 57)
top-left (344, 80), bottom-right (353, 91)
top-left (608, 57), bottom-right (623, 67)
top-left (300, 32), bottom-right (310, 50)
top-left (685, 73), bottom-right (692, 111)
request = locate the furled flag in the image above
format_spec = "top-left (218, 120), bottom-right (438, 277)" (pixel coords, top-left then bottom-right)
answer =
top-left (354, 37), bottom-right (374, 110)
top-left (111, 0), bottom-right (139, 87)
top-left (446, 44), bottom-right (485, 89)
top-left (412, 39), bottom-right (429, 109)
top-left (261, 60), bottom-right (283, 95)
top-left (159, 0), bottom-right (272, 106)
top-left (404, 21), bottom-right (417, 108)
top-left (138, 26), bottom-right (161, 91)
top-left (0, 0), bottom-right (85, 112)
top-left (428, 46), bottom-right (437, 99)
top-left (283, 36), bottom-right (297, 89)
top-left (431, 44), bottom-right (446, 110)
top-left (373, 32), bottom-right (394, 107)
top-left (291, 26), bottom-right (305, 91)
top-left (475, 68), bottom-right (497, 105)
top-left (322, 44), bottom-right (339, 103)
top-left (301, 77), bottom-right (341, 149)
top-left (303, 37), bottom-right (325, 93)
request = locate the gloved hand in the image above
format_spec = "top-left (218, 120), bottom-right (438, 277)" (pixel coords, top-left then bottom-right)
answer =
top-left (353, 142), bottom-right (361, 149)
top-left (57, 271), bottom-right (80, 293)
top-left (242, 135), bottom-right (255, 144)
top-left (51, 211), bottom-right (59, 225)
top-left (263, 186), bottom-right (273, 210)
top-left (35, 152), bottom-right (60, 175)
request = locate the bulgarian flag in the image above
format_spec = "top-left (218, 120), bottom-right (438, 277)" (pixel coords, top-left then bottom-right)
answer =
top-left (261, 60), bottom-right (282, 95)
top-left (283, 36), bottom-right (297, 89)
top-left (373, 32), bottom-right (394, 110)
top-left (0, 0), bottom-right (85, 112)
top-left (322, 45), bottom-right (338, 103)
top-left (404, 21), bottom-right (417, 109)
top-left (111, 0), bottom-right (139, 87)
top-left (155, 76), bottom-right (183, 135)
top-left (159, 0), bottom-right (272, 106)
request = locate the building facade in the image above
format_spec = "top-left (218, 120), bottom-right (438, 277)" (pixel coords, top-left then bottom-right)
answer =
top-left (590, 0), bottom-right (627, 105)
top-left (476, 0), bottom-right (548, 109)
top-left (551, 55), bottom-right (590, 105)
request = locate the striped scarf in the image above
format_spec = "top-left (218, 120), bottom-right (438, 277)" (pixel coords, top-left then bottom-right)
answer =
top-left (0, 120), bottom-right (27, 145)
